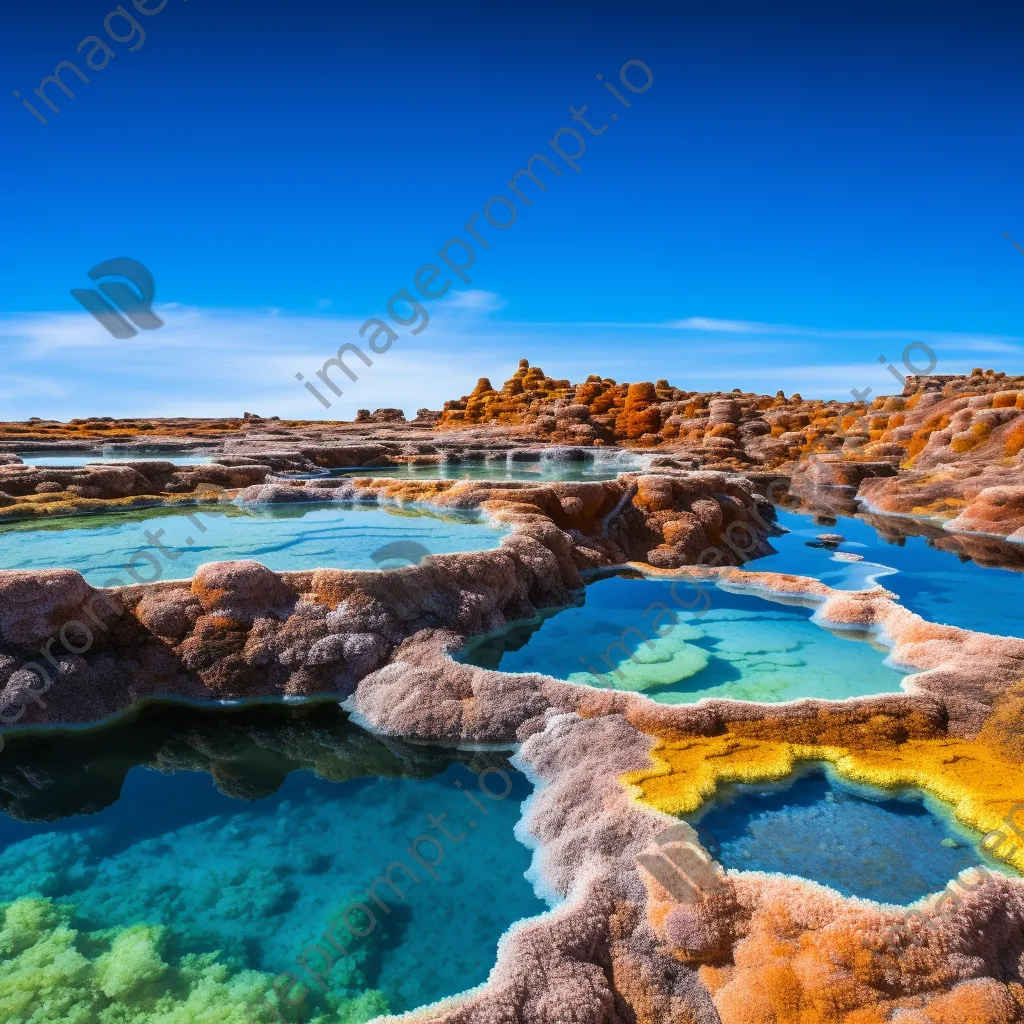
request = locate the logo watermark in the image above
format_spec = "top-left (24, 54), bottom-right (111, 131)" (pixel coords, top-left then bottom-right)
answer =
top-left (71, 257), bottom-right (164, 339)
top-left (635, 823), bottom-right (725, 903)
top-left (370, 541), bottom-right (432, 569)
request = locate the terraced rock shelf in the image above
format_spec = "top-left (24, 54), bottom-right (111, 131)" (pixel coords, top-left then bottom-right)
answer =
top-left (0, 365), bottom-right (1022, 1023)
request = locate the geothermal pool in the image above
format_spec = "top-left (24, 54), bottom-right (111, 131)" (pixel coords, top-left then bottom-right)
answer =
top-left (329, 450), bottom-right (651, 483)
top-left (0, 705), bottom-right (545, 1021)
top-left (16, 451), bottom-right (212, 467)
top-left (0, 502), bottom-right (507, 584)
top-left (686, 768), bottom-right (1006, 904)
top-left (749, 508), bottom-right (1024, 638)
top-left (460, 573), bottom-right (907, 704)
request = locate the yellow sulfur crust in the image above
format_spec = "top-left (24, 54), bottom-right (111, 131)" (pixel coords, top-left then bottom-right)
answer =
top-left (625, 733), bottom-right (1024, 873)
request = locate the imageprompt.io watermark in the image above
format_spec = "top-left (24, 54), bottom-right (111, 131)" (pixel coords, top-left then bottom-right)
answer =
top-left (13, 0), bottom-right (186, 126)
top-left (294, 57), bottom-right (655, 413)
top-left (71, 257), bottom-right (164, 339)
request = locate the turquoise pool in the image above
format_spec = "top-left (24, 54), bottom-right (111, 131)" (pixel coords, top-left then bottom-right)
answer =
top-left (328, 450), bottom-right (650, 483)
top-left (0, 704), bottom-right (546, 1021)
top-left (0, 502), bottom-right (507, 584)
top-left (460, 572), bottom-right (907, 704)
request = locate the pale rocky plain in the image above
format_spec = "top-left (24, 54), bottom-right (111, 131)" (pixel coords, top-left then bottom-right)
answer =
top-left (1, 360), bottom-right (1024, 1024)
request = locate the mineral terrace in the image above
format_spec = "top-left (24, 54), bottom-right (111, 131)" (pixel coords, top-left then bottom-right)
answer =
top-left (1, 361), bottom-right (1023, 1023)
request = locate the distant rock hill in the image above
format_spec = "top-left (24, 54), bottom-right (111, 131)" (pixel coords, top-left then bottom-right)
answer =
top-left (439, 357), bottom-right (1024, 470)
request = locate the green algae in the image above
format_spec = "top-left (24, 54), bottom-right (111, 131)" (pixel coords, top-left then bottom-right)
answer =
top-left (0, 707), bottom-right (545, 1019)
top-left (0, 896), bottom-right (388, 1024)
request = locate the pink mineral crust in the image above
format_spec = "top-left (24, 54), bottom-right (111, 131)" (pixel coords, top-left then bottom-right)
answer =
top-left (659, 868), bottom-right (1024, 1022)
top-left (398, 714), bottom-right (722, 1024)
top-left (0, 569), bottom-right (98, 646)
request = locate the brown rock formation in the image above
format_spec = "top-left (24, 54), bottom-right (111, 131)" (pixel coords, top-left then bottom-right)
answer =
top-left (434, 363), bottom-right (1024, 539)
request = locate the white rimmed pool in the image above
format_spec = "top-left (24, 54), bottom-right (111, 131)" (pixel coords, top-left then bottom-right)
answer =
top-left (685, 766), bottom-right (1012, 904)
top-left (460, 572), bottom-right (907, 704)
top-left (0, 502), bottom-right (507, 584)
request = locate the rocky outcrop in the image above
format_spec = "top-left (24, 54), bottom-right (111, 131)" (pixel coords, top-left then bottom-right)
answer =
top-left (944, 485), bottom-right (1024, 540)
top-left (0, 473), bottom-right (774, 732)
top-left (436, 360), bottom-right (1024, 493)
top-left (0, 462), bottom-right (272, 521)
top-left (861, 474), bottom-right (1024, 541)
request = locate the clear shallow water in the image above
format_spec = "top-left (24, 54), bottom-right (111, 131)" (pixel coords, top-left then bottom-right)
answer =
top-left (686, 768), bottom-right (1006, 904)
top-left (460, 573), bottom-right (907, 704)
top-left (330, 451), bottom-right (650, 483)
top-left (0, 502), bottom-right (506, 585)
top-left (0, 705), bottom-right (545, 1020)
top-left (17, 452), bottom-right (212, 467)
top-left (749, 508), bottom-right (1024, 637)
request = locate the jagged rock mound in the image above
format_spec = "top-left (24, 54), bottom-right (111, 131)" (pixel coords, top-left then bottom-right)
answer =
top-left (355, 408), bottom-right (407, 423)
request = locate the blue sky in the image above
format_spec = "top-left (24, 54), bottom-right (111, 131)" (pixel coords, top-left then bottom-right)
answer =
top-left (2, 0), bottom-right (1023, 420)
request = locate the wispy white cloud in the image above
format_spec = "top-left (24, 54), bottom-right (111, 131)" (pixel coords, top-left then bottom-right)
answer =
top-left (666, 316), bottom-right (775, 333)
top-left (0, 299), bottom-right (1019, 421)
top-left (438, 289), bottom-right (507, 314)
top-left (521, 315), bottom-right (1021, 355)
top-left (0, 374), bottom-right (68, 401)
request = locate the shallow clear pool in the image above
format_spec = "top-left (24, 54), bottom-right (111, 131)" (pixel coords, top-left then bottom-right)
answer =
top-left (460, 573), bottom-right (907, 704)
top-left (749, 508), bottom-right (1024, 638)
top-left (330, 450), bottom-right (650, 483)
top-left (686, 767), bottom-right (1008, 904)
top-left (0, 502), bottom-right (507, 585)
top-left (17, 452), bottom-right (212, 467)
top-left (0, 704), bottom-right (545, 1021)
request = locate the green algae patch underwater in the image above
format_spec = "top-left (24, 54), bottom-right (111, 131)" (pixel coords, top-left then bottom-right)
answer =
top-left (0, 703), bottom-right (546, 1023)
top-left (0, 894), bottom-right (386, 1023)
